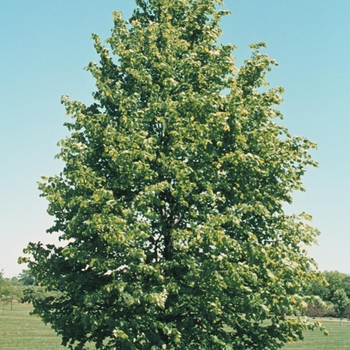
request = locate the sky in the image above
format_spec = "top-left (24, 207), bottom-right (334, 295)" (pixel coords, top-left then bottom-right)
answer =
top-left (0, 0), bottom-right (349, 277)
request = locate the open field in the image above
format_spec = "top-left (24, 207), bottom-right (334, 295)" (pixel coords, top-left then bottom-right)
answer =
top-left (1, 302), bottom-right (350, 349)
top-left (283, 318), bottom-right (350, 349)
top-left (0, 302), bottom-right (66, 349)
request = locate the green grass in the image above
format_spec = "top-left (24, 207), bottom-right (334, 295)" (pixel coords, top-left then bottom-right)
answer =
top-left (283, 318), bottom-right (350, 349)
top-left (1, 303), bottom-right (350, 349)
top-left (0, 302), bottom-right (98, 350)
top-left (0, 302), bottom-right (66, 349)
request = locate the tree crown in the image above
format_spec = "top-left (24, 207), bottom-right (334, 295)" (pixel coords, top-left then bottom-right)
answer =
top-left (21, 1), bottom-right (320, 349)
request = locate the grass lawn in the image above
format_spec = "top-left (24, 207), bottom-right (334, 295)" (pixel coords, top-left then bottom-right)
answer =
top-left (283, 318), bottom-right (350, 349)
top-left (0, 302), bottom-right (98, 350)
top-left (0, 301), bottom-right (66, 349)
top-left (1, 302), bottom-right (350, 349)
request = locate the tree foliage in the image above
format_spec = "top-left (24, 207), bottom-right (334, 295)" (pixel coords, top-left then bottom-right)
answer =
top-left (0, 272), bottom-right (23, 311)
top-left (307, 270), bottom-right (350, 302)
top-left (18, 269), bottom-right (37, 286)
top-left (21, 0), bottom-right (321, 349)
top-left (332, 289), bottom-right (349, 324)
top-left (324, 271), bottom-right (350, 300)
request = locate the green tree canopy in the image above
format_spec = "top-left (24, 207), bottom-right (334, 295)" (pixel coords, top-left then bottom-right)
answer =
top-left (21, 0), bottom-right (321, 349)
top-left (307, 271), bottom-right (350, 302)
top-left (332, 289), bottom-right (349, 324)
top-left (0, 272), bottom-right (23, 308)
top-left (324, 271), bottom-right (349, 300)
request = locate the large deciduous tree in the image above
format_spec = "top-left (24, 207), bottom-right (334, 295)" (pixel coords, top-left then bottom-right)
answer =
top-left (21, 0), bottom-right (321, 348)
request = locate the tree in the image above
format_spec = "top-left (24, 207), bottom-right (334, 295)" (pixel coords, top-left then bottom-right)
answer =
top-left (323, 271), bottom-right (348, 301)
top-left (21, 0), bottom-right (321, 348)
top-left (306, 275), bottom-right (328, 301)
top-left (17, 269), bottom-right (55, 305)
top-left (0, 271), bottom-right (11, 300)
top-left (18, 269), bottom-right (37, 286)
top-left (332, 289), bottom-right (349, 325)
top-left (0, 272), bottom-right (23, 313)
top-left (341, 275), bottom-right (350, 299)
top-left (306, 270), bottom-right (350, 302)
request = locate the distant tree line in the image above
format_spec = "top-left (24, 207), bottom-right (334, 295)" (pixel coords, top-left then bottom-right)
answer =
top-left (306, 270), bottom-right (350, 323)
top-left (0, 271), bottom-right (23, 313)
top-left (0, 269), bottom-right (57, 314)
top-left (2, 268), bottom-right (350, 324)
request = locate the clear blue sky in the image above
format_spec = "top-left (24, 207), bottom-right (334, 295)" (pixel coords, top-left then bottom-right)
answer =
top-left (1, 0), bottom-right (349, 277)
